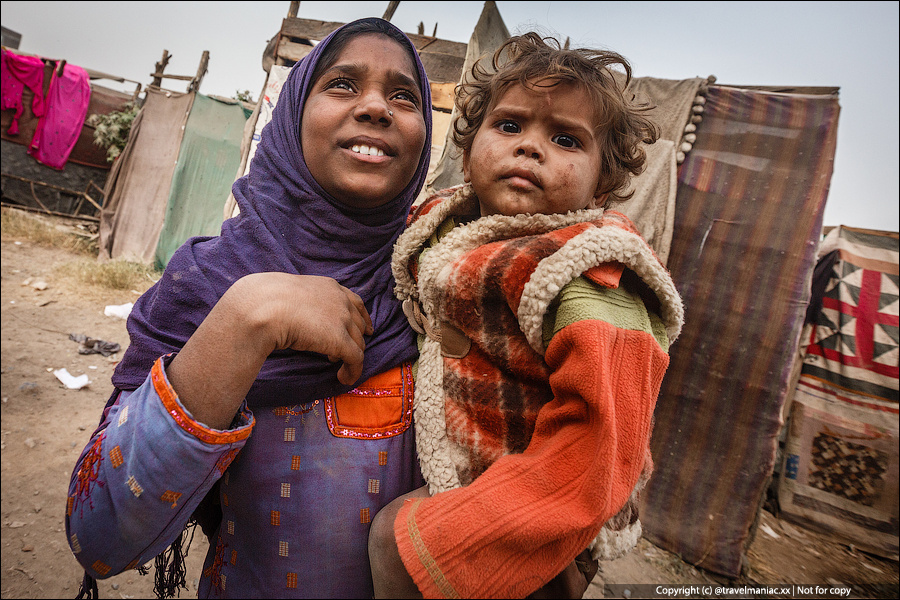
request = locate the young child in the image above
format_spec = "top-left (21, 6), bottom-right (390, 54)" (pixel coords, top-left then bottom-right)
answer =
top-left (370, 32), bottom-right (684, 598)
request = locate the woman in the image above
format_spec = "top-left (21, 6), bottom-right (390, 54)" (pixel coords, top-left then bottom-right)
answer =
top-left (67, 18), bottom-right (432, 598)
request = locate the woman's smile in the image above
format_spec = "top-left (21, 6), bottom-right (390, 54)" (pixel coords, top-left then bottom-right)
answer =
top-left (301, 34), bottom-right (426, 209)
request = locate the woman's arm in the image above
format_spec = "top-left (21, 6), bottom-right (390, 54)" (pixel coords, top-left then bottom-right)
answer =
top-left (66, 273), bottom-right (373, 577)
top-left (168, 272), bottom-right (373, 429)
top-left (66, 367), bottom-right (254, 579)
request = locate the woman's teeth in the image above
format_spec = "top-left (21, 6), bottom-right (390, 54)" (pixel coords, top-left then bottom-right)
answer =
top-left (351, 145), bottom-right (384, 157)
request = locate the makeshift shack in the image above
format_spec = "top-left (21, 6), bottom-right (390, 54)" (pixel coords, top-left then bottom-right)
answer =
top-left (95, 48), bottom-right (251, 267)
top-left (88, 0), bottom-right (895, 580)
top-left (1, 48), bottom-right (137, 220)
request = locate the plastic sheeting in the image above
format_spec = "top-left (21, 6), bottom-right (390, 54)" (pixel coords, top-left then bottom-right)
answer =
top-left (98, 88), bottom-right (192, 263)
top-left (154, 94), bottom-right (248, 267)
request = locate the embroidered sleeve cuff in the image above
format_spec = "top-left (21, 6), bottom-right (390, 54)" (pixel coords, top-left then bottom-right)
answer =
top-left (152, 354), bottom-right (254, 444)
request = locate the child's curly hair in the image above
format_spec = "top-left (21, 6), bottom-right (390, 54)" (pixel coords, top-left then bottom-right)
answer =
top-left (452, 32), bottom-right (659, 203)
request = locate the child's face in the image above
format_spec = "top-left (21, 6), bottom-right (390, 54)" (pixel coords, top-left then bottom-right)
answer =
top-left (301, 34), bottom-right (426, 209)
top-left (463, 81), bottom-right (606, 217)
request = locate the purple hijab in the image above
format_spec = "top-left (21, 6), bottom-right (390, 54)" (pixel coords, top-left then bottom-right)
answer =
top-left (112, 18), bottom-right (433, 407)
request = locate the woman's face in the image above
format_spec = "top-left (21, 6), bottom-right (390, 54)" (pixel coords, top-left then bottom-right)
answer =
top-left (301, 33), bottom-right (427, 209)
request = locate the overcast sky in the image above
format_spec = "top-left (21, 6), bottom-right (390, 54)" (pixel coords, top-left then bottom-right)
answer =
top-left (2, 1), bottom-right (897, 232)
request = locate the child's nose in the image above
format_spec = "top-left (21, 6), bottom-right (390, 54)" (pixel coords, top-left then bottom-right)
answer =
top-left (514, 136), bottom-right (543, 160)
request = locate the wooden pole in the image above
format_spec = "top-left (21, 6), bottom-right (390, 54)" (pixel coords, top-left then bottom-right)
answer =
top-left (151, 50), bottom-right (170, 88)
top-left (189, 50), bottom-right (209, 93)
top-left (288, 1), bottom-right (299, 18)
top-left (383, 1), bottom-right (400, 21)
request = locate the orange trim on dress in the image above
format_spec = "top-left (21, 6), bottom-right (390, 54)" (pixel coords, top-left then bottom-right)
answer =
top-left (324, 363), bottom-right (414, 439)
top-left (151, 356), bottom-right (254, 445)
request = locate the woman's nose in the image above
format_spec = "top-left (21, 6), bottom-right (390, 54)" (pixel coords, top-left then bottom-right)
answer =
top-left (354, 91), bottom-right (393, 125)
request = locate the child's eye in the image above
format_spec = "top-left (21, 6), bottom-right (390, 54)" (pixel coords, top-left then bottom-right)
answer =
top-left (552, 133), bottom-right (580, 148)
top-left (497, 120), bottom-right (520, 134)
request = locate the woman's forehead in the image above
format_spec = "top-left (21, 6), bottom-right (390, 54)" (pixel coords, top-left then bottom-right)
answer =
top-left (325, 33), bottom-right (420, 84)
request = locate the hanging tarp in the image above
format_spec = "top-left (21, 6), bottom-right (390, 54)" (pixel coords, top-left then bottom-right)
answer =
top-left (98, 88), bottom-right (193, 262)
top-left (778, 226), bottom-right (898, 558)
top-left (426, 0), bottom-right (509, 194)
top-left (154, 94), bottom-right (248, 267)
top-left (615, 76), bottom-right (706, 265)
top-left (641, 85), bottom-right (841, 577)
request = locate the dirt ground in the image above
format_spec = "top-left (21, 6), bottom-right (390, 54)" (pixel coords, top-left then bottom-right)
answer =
top-left (2, 214), bottom-right (898, 599)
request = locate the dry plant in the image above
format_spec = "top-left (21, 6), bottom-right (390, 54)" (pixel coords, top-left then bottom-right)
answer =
top-left (2, 206), bottom-right (96, 255)
top-left (53, 258), bottom-right (160, 292)
top-left (2, 206), bottom-right (160, 292)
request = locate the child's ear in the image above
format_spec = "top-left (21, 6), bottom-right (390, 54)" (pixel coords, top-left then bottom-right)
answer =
top-left (591, 191), bottom-right (610, 209)
top-left (462, 150), bottom-right (472, 183)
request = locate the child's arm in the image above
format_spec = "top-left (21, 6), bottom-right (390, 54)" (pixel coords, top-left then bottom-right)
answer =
top-left (393, 292), bottom-right (669, 598)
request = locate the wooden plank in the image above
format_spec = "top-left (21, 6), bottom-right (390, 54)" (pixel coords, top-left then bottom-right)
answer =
top-left (280, 17), bottom-right (345, 41)
top-left (150, 73), bottom-right (194, 81)
top-left (715, 84), bottom-right (839, 96)
top-left (407, 36), bottom-right (467, 58)
top-left (383, 1), bottom-right (400, 21)
top-left (151, 49), bottom-right (170, 88)
top-left (420, 52), bottom-right (466, 84)
top-left (277, 37), bottom-right (314, 63)
top-left (189, 50), bottom-right (209, 93)
top-left (278, 17), bottom-right (468, 58)
top-left (0, 202), bottom-right (99, 223)
top-left (275, 17), bottom-right (468, 92)
top-left (430, 81), bottom-right (456, 112)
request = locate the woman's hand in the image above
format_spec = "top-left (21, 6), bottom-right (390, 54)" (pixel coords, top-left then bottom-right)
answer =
top-left (167, 273), bottom-right (372, 429)
top-left (250, 273), bottom-right (374, 384)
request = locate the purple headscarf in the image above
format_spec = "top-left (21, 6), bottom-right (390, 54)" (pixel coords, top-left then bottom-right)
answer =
top-left (112, 18), bottom-right (433, 407)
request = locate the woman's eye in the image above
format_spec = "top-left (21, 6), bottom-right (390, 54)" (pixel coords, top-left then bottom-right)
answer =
top-left (552, 133), bottom-right (579, 148)
top-left (326, 78), bottom-right (355, 92)
top-left (392, 90), bottom-right (419, 106)
top-left (498, 121), bottom-right (520, 134)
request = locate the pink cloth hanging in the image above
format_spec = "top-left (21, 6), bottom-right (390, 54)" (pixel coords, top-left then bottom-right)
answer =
top-left (29, 62), bottom-right (91, 169)
top-left (1, 48), bottom-right (46, 135)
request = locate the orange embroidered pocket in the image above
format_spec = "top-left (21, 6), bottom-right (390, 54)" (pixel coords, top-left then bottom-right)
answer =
top-left (324, 363), bottom-right (413, 439)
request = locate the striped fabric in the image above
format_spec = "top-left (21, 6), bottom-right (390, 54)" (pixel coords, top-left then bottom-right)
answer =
top-left (641, 85), bottom-right (841, 577)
